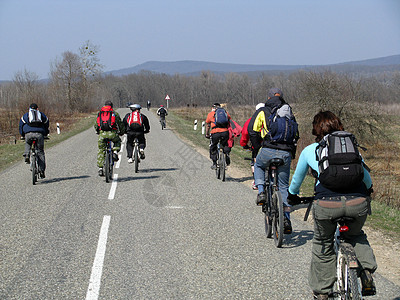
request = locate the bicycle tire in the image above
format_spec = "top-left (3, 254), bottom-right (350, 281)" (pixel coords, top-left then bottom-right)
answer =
top-left (272, 190), bottom-right (284, 248)
top-left (105, 151), bottom-right (110, 183)
top-left (216, 149), bottom-right (221, 179)
top-left (264, 199), bottom-right (273, 238)
top-left (134, 144), bottom-right (139, 173)
top-left (31, 153), bottom-right (37, 185)
top-left (220, 150), bottom-right (226, 181)
top-left (337, 245), bottom-right (362, 300)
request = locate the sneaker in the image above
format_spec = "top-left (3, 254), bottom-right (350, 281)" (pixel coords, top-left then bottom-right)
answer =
top-left (313, 293), bottom-right (328, 300)
top-left (225, 154), bottom-right (230, 166)
top-left (39, 171), bottom-right (45, 179)
top-left (24, 155), bottom-right (30, 164)
top-left (256, 192), bottom-right (266, 206)
top-left (360, 269), bottom-right (376, 296)
top-left (211, 163), bottom-right (217, 170)
top-left (112, 152), bottom-right (119, 162)
top-left (139, 149), bottom-right (145, 159)
top-left (128, 158), bottom-right (133, 164)
top-left (252, 180), bottom-right (258, 190)
top-left (98, 168), bottom-right (104, 176)
top-left (284, 216), bottom-right (292, 234)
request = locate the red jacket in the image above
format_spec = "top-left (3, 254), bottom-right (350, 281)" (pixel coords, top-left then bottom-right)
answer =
top-left (240, 117), bottom-right (251, 147)
top-left (228, 119), bottom-right (242, 148)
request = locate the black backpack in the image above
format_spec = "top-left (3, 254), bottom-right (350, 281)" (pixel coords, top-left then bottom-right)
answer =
top-left (28, 109), bottom-right (43, 127)
top-left (316, 131), bottom-right (368, 191)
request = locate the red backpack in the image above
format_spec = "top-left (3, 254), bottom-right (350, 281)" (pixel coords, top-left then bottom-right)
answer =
top-left (97, 106), bottom-right (116, 131)
top-left (127, 111), bottom-right (143, 130)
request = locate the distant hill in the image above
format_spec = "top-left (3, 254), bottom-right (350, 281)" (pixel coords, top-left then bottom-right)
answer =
top-left (105, 54), bottom-right (400, 77)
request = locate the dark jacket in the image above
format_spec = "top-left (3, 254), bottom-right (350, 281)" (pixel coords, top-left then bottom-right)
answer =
top-left (123, 112), bottom-right (150, 134)
top-left (252, 96), bottom-right (297, 158)
top-left (19, 109), bottom-right (49, 137)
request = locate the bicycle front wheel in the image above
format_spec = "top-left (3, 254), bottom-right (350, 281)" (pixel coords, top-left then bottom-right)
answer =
top-left (337, 245), bottom-right (362, 300)
top-left (134, 145), bottom-right (139, 173)
top-left (219, 150), bottom-right (226, 181)
top-left (31, 154), bottom-right (37, 185)
top-left (105, 151), bottom-right (111, 183)
top-left (272, 190), bottom-right (284, 248)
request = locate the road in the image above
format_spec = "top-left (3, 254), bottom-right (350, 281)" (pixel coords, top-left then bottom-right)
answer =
top-left (1, 109), bottom-right (399, 299)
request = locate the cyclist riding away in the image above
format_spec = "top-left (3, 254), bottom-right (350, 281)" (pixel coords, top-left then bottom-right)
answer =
top-left (157, 104), bottom-right (168, 123)
top-left (287, 111), bottom-right (377, 300)
top-left (147, 100), bottom-right (151, 110)
top-left (241, 102), bottom-right (265, 189)
top-left (94, 100), bottom-right (125, 176)
top-left (123, 104), bottom-right (150, 162)
top-left (252, 88), bottom-right (299, 234)
top-left (205, 103), bottom-right (232, 170)
top-left (19, 103), bottom-right (49, 179)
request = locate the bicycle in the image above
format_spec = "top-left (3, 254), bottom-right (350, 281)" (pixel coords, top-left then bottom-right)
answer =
top-left (295, 197), bottom-right (369, 300)
top-left (132, 137), bottom-right (140, 173)
top-left (23, 136), bottom-right (48, 185)
top-left (215, 140), bottom-right (226, 182)
top-left (104, 139), bottom-right (115, 183)
top-left (261, 158), bottom-right (285, 247)
top-left (160, 117), bottom-right (166, 130)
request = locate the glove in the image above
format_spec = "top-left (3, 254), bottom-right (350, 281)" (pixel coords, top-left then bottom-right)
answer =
top-left (287, 192), bottom-right (302, 206)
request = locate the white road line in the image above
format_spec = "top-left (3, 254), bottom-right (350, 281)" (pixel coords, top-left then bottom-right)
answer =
top-left (85, 215), bottom-right (111, 300)
top-left (115, 155), bottom-right (121, 169)
top-left (108, 174), bottom-right (118, 200)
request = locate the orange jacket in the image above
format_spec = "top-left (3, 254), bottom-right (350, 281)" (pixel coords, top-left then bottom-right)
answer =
top-left (205, 110), bottom-right (231, 134)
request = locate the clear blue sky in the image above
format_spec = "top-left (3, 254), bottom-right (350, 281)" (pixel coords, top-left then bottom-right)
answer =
top-left (0, 0), bottom-right (399, 80)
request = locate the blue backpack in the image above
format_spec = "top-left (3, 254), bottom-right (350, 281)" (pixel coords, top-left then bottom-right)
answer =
top-left (267, 103), bottom-right (298, 144)
top-left (214, 108), bottom-right (229, 128)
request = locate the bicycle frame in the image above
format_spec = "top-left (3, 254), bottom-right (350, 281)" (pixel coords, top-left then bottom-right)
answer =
top-left (30, 139), bottom-right (39, 185)
top-left (104, 139), bottom-right (114, 183)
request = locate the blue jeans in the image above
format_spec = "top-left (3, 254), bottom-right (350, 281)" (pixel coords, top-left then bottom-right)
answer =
top-left (254, 147), bottom-right (291, 206)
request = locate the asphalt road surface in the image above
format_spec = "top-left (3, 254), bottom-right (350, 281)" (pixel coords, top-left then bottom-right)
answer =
top-left (1, 109), bottom-right (399, 299)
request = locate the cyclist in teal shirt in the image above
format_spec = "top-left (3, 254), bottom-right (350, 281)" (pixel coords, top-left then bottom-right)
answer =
top-left (288, 111), bottom-right (376, 299)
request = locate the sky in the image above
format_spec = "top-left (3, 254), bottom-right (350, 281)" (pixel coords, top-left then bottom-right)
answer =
top-left (0, 0), bottom-right (399, 80)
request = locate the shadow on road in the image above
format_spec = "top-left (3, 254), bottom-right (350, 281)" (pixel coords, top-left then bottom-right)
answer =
top-left (118, 175), bottom-right (160, 182)
top-left (139, 168), bottom-right (178, 173)
top-left (282, 230), bottom-right (314, 248)
top-left (40, 175), bottom-right (90, 184)
top-left (225, 175), bottom-right (254, 183)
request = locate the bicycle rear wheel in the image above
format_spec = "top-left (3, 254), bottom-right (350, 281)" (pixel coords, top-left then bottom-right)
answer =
top-left (215, 150), bottom-right (221, 179)
top-left (219, 149), bottom-right (226, 181)
top-left (272, 190), bottom-right (284, 247)
top-left (31, 153), bottom-right (37, 185)
top-left (263, 201), bottom-right (272, 238)
top-left (105, 151), bottom-right (111, 183)
top-left (134, 144), bottom-right (139, 173)
top-left (337, 245), bottom-right (362, 300)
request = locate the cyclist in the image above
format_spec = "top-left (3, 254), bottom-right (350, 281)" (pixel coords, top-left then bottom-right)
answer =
top-left (287, 111), bottom-right (377, 299)
top-left (19, 103), bottom-right (49, 178)
top-left (240, 102), bottom-right (265, 189)
top-left (123, 104), bottom-right (150, 162)
top-left (252, 88), bottom-right (298, 234)
top-left (94, 100), bottom-right (125, 176)
top-left (157, 105), bottom-right (168, 125)
top-left (205, 103), bottom-right (232, 169)
top-left (147, 100), bottom-right (151, 110)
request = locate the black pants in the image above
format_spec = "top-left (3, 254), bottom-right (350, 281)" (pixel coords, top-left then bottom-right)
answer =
top-left (126, 132), bottom-right (146, 158)
top-left (209, 131), bottom-right (230, 163)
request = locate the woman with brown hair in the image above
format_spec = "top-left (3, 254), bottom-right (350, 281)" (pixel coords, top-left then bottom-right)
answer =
top-left (288, 111), bottom-right (377, 299)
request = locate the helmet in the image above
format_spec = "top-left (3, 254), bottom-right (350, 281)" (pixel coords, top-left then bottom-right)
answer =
top-left (129, 104), bottom-right (141, 111)
top-left (160, 105), bottom-right (164, 107)
top-left (255, 103), bottom-right (264, 111)
top-left (105, 100), bottom-right (113, 108)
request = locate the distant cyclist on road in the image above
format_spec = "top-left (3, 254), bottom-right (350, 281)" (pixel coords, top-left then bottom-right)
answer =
top-left (157, 105), bottom-right (168, 124)
top-left (123, 104), bottom-right (150, 162)
top-left (19, 103), bottom-right (49, 179)
top-left (205, 103), bottom-right (232, 169)
top-left (147, 100), bottom-right (151, 111)
top-left (287, 111), bottom-right (377, 299)
top-left (94, 101), bottom-right (125, 176)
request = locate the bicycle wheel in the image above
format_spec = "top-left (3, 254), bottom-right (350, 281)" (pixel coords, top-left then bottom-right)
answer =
top-left (105, 151), bottom-right (111, 183)
top-left (220, 149), bottom-right (226, 181)
top-left (31, 153), bottom-right (37, 185)
top-left (272, 190), bottom-right (284, 247)
top-left (337, 245), bottom-right (362, 300)
top-left (263, 197), bottom-right (273, 238)
top-left (215, 149), bottom-right (221, 179)
top-left (134, 144), bottom-right (139, 173)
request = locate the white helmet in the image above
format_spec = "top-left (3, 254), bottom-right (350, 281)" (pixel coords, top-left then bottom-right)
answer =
top-left (129, 104), bottom-right (141, 111)
top-left (256, 102), bottom-right (265, 111)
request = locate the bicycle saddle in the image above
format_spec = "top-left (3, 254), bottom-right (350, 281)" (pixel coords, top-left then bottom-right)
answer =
top-left (269, 158), bottom-right (285, 167)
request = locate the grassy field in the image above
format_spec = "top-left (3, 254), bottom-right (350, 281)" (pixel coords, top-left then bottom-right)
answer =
top-left (166, 107), bottom-right (400, 241)
top-left (0, 113), bottom-right (96, 172)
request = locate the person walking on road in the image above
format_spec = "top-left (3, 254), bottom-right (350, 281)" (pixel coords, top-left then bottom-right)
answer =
top-left (19, 103), bottom-right (50, 178)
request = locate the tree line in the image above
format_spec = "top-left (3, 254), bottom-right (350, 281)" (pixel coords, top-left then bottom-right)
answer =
top-left (0, 41), bottom-right (399, 143)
